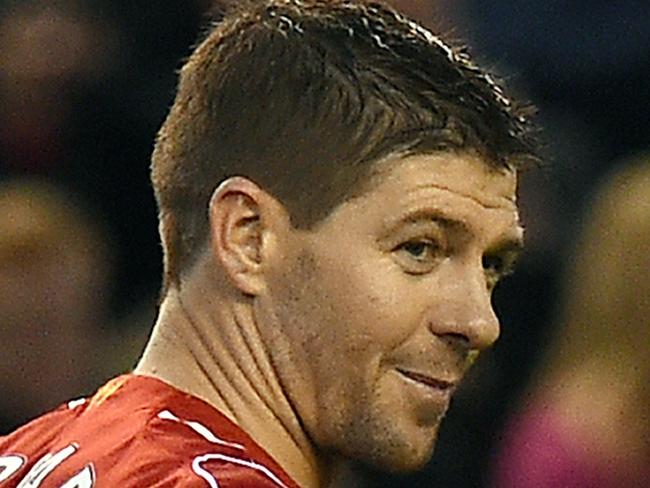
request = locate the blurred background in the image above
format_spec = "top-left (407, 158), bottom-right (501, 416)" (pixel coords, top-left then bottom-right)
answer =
top-left (1, 1), bottom-right (649, 486)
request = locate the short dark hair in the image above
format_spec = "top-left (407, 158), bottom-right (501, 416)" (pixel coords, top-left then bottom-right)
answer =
top-left (151, 0), bottom-right (538, 290)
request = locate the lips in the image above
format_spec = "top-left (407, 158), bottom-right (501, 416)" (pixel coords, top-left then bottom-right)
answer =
top-left (396, 368), bottom-right (457, 391)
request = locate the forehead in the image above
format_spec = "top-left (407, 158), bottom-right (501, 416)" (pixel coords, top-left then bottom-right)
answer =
top-left (313, 151), bottom-right (522, 246)
top-left (363, 151), bottom-right (518, 208)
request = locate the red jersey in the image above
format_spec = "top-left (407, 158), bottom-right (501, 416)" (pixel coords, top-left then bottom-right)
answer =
top-left (0, 375), bottom-right (301, 487)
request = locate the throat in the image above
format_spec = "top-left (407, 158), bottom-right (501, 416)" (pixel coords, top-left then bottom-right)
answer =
top-left (135, 290), bottom-right (322, 488)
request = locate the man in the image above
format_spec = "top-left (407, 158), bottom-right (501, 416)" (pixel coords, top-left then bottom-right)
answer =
top-left (0, 1), bottom-right (537, 487)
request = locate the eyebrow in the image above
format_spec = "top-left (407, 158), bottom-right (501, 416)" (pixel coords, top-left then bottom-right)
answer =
top-left (384, 208), bottom-right (471, 237)
top-left (486, 236), bottom-right (525, 256)
top-left (388, 208), bottom-right (469, 232)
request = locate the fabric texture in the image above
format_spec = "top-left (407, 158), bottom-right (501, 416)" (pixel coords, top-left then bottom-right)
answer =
top-left (0, 374), bottom-right (301, 487)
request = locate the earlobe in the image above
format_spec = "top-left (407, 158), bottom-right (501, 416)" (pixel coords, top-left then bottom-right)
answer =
top-left (208, 177), bottom-right (268, 295)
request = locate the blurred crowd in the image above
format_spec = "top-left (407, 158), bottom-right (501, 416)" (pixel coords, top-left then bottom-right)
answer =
top-left (1, 1), bottom-right (648, 486)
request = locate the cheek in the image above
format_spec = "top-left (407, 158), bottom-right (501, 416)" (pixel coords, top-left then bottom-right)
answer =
top-left (317, 254), bottom-right (424, 351)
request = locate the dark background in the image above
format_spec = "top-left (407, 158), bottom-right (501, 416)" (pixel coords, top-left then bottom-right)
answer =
top-left (1, 1), bottom-right (649, 486)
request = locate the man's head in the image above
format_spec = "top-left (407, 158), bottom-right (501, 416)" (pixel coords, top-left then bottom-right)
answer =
top-left (151, 0), bottom-right (535, 291)
top-left (150, 0), bottom-right (536, 474)
top-left (252, 151), bottom-right (523, 471)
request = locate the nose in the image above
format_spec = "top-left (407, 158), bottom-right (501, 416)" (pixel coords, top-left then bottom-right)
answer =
top-left (427, 271), bottom-right (500, 352)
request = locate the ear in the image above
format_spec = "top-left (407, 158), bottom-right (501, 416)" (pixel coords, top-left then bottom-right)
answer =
top-left (208, 177), bottom-right (280, 295)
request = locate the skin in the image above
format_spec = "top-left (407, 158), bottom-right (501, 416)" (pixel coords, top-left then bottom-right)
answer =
top-left (137, 150), bottom-right (522, 488)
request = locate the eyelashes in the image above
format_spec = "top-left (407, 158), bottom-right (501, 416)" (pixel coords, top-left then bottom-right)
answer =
top-left (482, 252), bottom-right (518, 286)
top-left (393, 238), bottom-right (443, 274)
top-left (393, 239), bottom-right (519, 286)
top-left (397, 240), bottom-right (440, 261)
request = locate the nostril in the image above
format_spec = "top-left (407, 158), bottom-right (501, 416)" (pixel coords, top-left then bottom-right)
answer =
top-left (444, 332), bottom-right (469, 342)
top-left (441, 333), bottom-right (471, 354)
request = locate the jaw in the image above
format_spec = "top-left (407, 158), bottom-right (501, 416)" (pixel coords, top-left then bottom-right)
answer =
top-left (306, 366), bottom-right (444, 474)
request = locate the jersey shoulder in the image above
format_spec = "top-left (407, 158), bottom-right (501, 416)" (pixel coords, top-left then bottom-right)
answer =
top-left (0, 375), bottom-right (300, 488)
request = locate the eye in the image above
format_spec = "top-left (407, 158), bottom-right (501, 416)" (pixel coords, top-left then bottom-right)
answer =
top-left (482, 255), bottom-right (504, 275)
top-left (398, 240), bottom-right (439, 260)
top-left (393, 239), bottom-right (442, 274)
top-left (482, 253), bottom-right (516, 289)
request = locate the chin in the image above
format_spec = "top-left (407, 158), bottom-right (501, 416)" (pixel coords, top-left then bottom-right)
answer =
top-left (380, 440), bottom-right (437, 473)
top-left (319, 383), bottom-right (444, 475)
top-left (347, 423), bottom-right (440, 475)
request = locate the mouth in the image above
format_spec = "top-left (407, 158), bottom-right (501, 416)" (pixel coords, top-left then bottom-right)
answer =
top-left (396, 368), bottom-right (457, 392)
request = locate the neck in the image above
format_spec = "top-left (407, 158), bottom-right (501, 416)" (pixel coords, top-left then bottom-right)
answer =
top-left (135, 279), bottom-right (324, 487)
